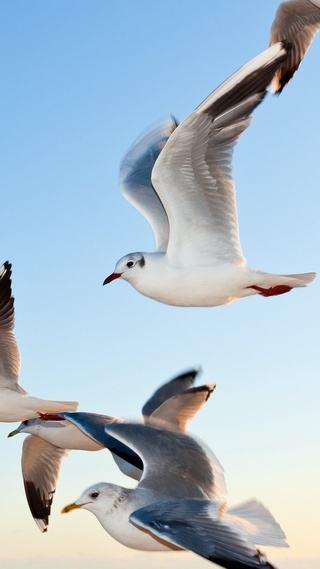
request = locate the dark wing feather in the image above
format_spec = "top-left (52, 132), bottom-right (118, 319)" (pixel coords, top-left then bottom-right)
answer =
top-left (270, 0), bottom-right (320, 92)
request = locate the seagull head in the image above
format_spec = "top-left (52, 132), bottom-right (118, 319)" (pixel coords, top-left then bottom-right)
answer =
top-left (103, 253), bottom-right (145, 285)
top-left (7, 416), bottom-right (66, 438)
top-left (8, 418), bottom-right (42, 438)
top-left (62, 482), bottom-right (125, 517)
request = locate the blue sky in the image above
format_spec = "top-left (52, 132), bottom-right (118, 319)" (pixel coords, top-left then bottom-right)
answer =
top-left (0, 1), bottom-right (319, 568)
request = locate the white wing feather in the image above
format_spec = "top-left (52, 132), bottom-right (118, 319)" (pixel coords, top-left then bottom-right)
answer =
top-left (152, 43), bottom-right (289, 267)
top-left (119, 117), bottom-right (177, 252)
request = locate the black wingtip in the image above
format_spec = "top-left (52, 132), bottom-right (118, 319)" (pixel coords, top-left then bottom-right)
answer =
top-left (175, 368), bottom-right (201, 382)
top-left (272, 40), bottom-right (294, 95)
top-left (182, 383), bottom-right (216, 401)
top-left (169, 114), bottom-right (179, 131)
top-left (23, 479), bottom-right (53, 533)
top-left (0, 260), bottom-right (12, 281)
top-left (0, 260), bottom-right (14, 324)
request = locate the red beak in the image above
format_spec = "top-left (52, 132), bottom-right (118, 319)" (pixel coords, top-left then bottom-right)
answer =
top-left (103, 272), bottom-right (122, 285)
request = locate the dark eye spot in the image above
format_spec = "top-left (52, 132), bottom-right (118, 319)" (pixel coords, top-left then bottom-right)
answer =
top-left (23, 420), bottom-right (29, 426)
top-left (90, 492), bottom-right (99, 499)
top-left (127, 261), bottom-right (134, 268)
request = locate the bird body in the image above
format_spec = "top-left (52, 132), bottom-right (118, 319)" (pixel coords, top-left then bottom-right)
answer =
top-left (11, 415), bottom-right (105, 451)
top-left (113, 253), bottom-right (314, 307)
top-left (62, 422), bottom-right (287, 569)
top-left (104, 43), bottom-right (315, 306)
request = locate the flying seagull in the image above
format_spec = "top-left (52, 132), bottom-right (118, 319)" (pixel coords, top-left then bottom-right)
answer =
top-left (62, 422), bottom-right (288, 569)
top-left (270, 0), bottom-right (320, 93)
top-left (0, 261), bottom-right (78, 422)
top-left (9, 367), bottom-right (214, 532)
top-left (103, 42), bottom-right (315, 307)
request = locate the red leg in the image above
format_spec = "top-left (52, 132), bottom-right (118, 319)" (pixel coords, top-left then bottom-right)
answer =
top-left (39, 413), bottom-right (66, 421)
top-left (247, 284), bottom-right (292, 297)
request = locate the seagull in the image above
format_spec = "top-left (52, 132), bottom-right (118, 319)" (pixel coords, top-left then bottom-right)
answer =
top-left (62, 422), bottom-right (288, 569)
top-left (8, 367), bottom-right (214, 532)
top-left (103, 42), bottom-right (315, 307)
top-left (0, 261), bottom-right (78, 422)
top-left (270, 0), bottom-right (320, 93)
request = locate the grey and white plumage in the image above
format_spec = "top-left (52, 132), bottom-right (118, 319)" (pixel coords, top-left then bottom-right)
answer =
top-left (62, 422), bottom-right (287, 569)
top-left (10, 413), bottom-right (122, 532)
top-left (0, 261), bottom-right (78, 422)
top-left (270, 0), bottom-right (320, 92)
top-left (103, 42), bottom-right (315, 307)
top-left (9, 367), bottom-right (214, 531)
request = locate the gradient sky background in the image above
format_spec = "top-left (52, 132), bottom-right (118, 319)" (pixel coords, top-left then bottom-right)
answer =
top-left (0, 1), bottom-right (319, 568)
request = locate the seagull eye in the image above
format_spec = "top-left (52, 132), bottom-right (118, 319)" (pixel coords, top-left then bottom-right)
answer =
top-left (126, 261), bottom-right (134, 268)
top-left (23, 420), bottom-right (29, 426)
top-left (90, 492), bottom-right (99, 499)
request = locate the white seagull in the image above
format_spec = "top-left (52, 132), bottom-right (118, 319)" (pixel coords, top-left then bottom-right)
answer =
top-left (62, 422), bottom-right (288, 569)
top-left (9, 367), bottom-right (214, 532)
top-left (270, 0), bottom-right (320, 93)
top-left (103, 42), bottom-right (315, 307)
top-left (0, 261), bottom-right (78, 422)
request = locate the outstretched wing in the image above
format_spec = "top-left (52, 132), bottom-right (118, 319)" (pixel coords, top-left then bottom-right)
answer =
top-left (59, 412), bottom-right (143, 475)
top-left (151, 43), bottom-right (290, 267)
top-left (142, 367), bottom-right (200, 419)
top-left (119, 117), bottom-right (178, 252)
top-left (148, 384), bottom-right (215, 431)
top-left (270, 0), bottom-right (320, 93)
top-left (105, 422), bottom-right (227, 501)
top-left (0, 261), bottom-right (23, 391)
top-left (131, 499), bottom-right (278, 569)
top-left (21, 435), bottom-right (68, 532)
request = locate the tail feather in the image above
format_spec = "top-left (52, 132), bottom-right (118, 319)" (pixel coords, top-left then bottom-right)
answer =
top-left (246, 271), bottom-right (316, 297)
top-left (227, 499), bottom-right (288, 548)
top-left (257, 271), bottom-right (316, 288)
top-left (37, 399), bottom-right (79, 413)
top-left (284, 272), bottom-right (316, 285)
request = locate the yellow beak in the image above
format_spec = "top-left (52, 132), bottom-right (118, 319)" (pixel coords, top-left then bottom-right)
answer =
top-left (7, 429), bottom-right (20, 438)
top-left (61, 502), bottom-right (84, 514)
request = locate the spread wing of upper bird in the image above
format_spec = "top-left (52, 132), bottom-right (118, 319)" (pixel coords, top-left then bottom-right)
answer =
top-left (270, 0), bottom-right (320, 92)
top-left (104, 43), bottom-right (315, 307)
top-left (119, 117), bottom-right (178, 253)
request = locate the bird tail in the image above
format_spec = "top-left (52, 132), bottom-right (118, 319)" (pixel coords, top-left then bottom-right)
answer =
top-left (227, 499), bottom-right (288, 547)
top-left (280, 272), bottom-right (316, 285)
top-left (246, 271), bottom-right (316, 297)
top-left (36, 399), bottom-right (79, 413)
